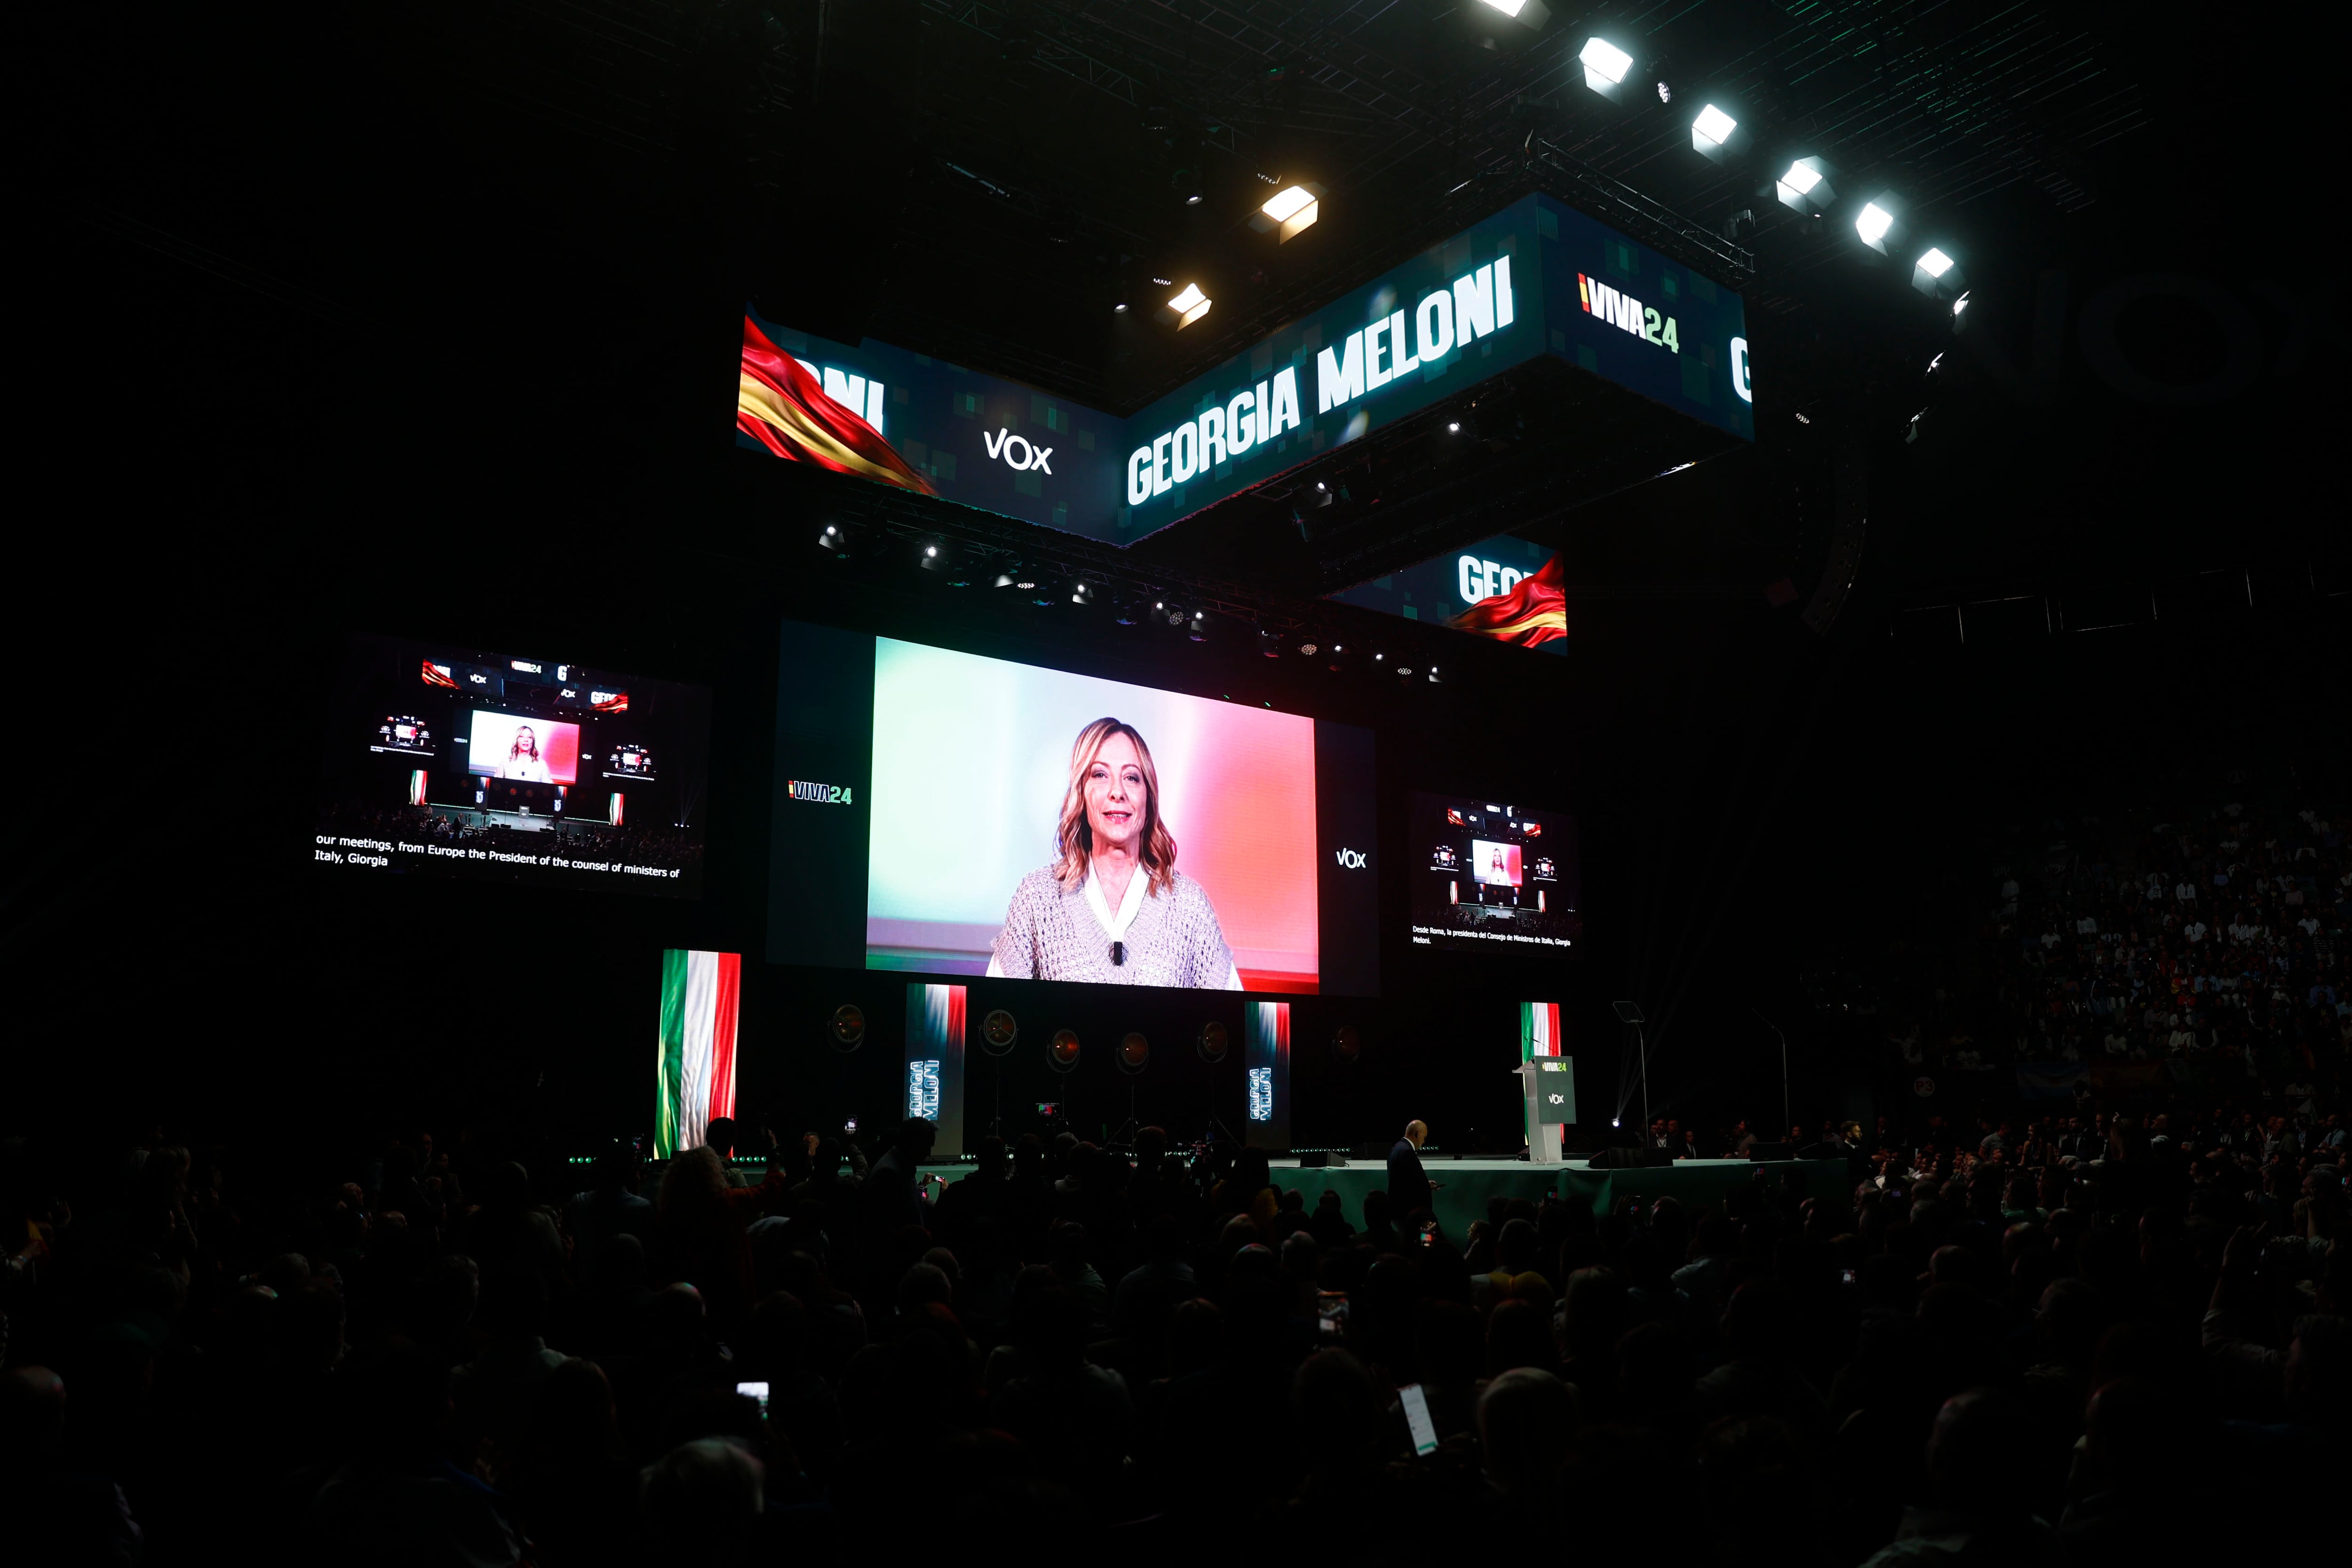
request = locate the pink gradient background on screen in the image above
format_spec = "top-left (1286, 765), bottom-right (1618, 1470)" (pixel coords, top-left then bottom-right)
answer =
top-left (1147, 704), bottom-right (1319, 987)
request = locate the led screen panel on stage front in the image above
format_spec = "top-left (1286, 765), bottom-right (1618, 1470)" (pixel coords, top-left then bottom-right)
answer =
top-left (768, 619), bottom-right (1381, 996)
top-left (314, 634), bottom-right (710, 897)
top-left (1408, 793), bottom-right (1581, 954)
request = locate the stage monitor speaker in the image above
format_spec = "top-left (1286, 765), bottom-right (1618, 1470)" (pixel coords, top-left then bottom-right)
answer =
top-left (1746, 1142), bottom-right (1794, 1161)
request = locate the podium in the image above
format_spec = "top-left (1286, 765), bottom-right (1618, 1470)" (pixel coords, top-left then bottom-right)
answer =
top-left (1514, 1058), bottom-right (1575, 1164)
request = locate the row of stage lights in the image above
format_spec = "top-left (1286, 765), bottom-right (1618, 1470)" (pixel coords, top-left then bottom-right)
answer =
top-left (811, 523), bottom-right (1444, 683)
top-left (1124, 16), bottom-right (1973, 333)
top-left (1567, 26), bottom-right (1969, 309)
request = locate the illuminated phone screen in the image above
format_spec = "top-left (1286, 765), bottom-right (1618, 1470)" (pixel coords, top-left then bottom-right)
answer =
top-left (1400, 1383), bottom-right (1439, 1457)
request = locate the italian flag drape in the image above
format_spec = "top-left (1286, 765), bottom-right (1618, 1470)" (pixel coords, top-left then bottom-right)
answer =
top-left (1520, 1000), bottom-right (1561, 1060)
top-left (656, 949), bottom-right (741, 1157)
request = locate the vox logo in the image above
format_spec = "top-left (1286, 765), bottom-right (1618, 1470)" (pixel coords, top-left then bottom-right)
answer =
top-left (983, 428), bottom-right (1053, 474)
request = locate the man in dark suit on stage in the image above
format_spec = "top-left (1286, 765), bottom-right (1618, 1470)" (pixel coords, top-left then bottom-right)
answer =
top-left (1387, 1120), bottom-right (1433, 1221)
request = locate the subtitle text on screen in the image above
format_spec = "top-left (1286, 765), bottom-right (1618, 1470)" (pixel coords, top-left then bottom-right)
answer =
top-left (311, 835), bottom-right (685, 880)
top-left (1409, 924), bottom-right (1572, 949)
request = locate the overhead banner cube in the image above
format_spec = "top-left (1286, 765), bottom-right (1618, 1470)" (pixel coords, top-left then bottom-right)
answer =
top-left (737, 195), bottom-right (1750, 546)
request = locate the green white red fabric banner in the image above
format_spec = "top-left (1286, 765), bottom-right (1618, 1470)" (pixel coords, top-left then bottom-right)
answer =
top-left (656, 949), bottom-right (740, 1157)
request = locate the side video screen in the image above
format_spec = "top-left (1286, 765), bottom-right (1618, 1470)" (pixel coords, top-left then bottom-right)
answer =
top-left (1408, 793), bottom-right (1581, 953)
top-left (769, 621), bottom-right (1380, 995)
top-left (314, 635), bottom-right (711, 897)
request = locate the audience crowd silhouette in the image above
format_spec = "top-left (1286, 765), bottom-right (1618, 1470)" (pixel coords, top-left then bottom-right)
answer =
top-left (3, 1088), bottom-right (2343, 1566)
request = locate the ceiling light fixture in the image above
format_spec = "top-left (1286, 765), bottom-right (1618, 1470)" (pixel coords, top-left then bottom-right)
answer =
top-left (1252, 182), bottom-right (1326, 242)
top-left (1166, 282), bottom-right (1212, 328)
top-left (1856, 200), bottom-right (1898, 252)
top-left (1475, 0), bottom-right (1550, 27)
top-left (1692, 103), bottom-right (1738, 157)
top-left (1912, 245), bottom-right (1964, 299)
top-left (1579, 37), bottom-right (1632, 94)
top-left (1775, 157), bottom-right (1834, 211)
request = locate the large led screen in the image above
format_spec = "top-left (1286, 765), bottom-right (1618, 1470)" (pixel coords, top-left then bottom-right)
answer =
top-left (769, 621), bottom-right (1380, 995)
top-left (1407, 793), bottom-right (1581, 954)
top-left (314, 635), bottom-right (711, 897)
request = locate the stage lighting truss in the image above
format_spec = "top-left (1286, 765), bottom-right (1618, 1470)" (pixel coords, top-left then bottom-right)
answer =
top-left (1775, 157), bottom-right (1834, 213)
top-left (1692, 103), bottom-right (1738, 159)
top-left (1579, 37), bottom-right (1632, 96)
top-left (1911, 246), bottom-right (1964, 300)
top-left (1251, 183), bottom-right (1324, 243)
top-left (1164, 283), bottom-right (1212, 328)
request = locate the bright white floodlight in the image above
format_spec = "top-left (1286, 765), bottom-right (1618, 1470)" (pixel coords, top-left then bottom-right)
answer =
top-left (1856, 201), bottom-right (1896, 248)
top-left (1781, 160), bottom-right (1823, 196)
top-left (1166, 283), bottom-right (1212, 327)
top-left (1912, 246), bottom-right (1963, 298)
top-left (1580, 38), bottom-right (1632, 92)
top-left (1255, 183), bottom-right (1322, 242)
top-left (1693, 104), bottom-right (1738, 149)
top-left (1479, 0), bottom-right (1527, 11)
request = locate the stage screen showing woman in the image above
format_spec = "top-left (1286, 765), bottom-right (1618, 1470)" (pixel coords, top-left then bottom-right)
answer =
top-left (766, 620), bottom-right (1380, 996)
top-left (466, 710), bottom-right (581, 785)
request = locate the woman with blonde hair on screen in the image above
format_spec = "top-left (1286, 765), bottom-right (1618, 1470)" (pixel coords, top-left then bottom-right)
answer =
top-left (988, 716), bottom-right (1241, 989)
top-left (500, 723), bottom-right (552, 783)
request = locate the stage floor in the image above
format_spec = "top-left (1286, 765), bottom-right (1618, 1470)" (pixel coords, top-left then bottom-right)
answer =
top-left (917, 1156), bottom-right (1850, 1242)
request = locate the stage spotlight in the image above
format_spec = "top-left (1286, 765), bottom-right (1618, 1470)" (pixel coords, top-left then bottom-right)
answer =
top-left (1119, 1031), bottom-right (1150, 1074)
top-left (816, 523), bottom-right (849, 558)
top-left (1856, 199), bottom-right (1898, 253)
top-left (1331, 1025), bottom-right (1362, 1064)
top-left (1113, 302), bottom-right (1128, 313)
top-left (1448, 420), bottom-right (1461, 432)
top-left (1049, 1029), bottom-right (1080, 1073)
top-left (1475, 0), bottom-right (1550, 28)
top-left (1951, 290), bottom-right (1971, 318)
top-left (1113, 598), bottom-right (1140, 626)
top-left (1197, 1020), bottom-right (1229, 1063)
top-left (1165, 283), bottom-right (1212, 328)
top-left (1926, 352), bottom-right (1945, 376)
top-left (1775, 157), bottom-right (1833, 211)
top-left (994, 560), bottom-right (1038, 590)
top-left (919, 541), bottom-right (946, 572)
top-left (1912, 246), bottom-right (1964, 299)
top-left (1296, 638), bottom-right (1319, 657)
top-left (1187, 611), bottom-right (1209, 641)
top-left (1692, 103), bottom-right (1737, 158)
top-left (1428, 664), bottom-right (1442, 684)
top-left (1579, 37), bottom-right (1632, 95)
top-left (1071, 579), bottom-right (1096, 606)
top-left (1259, 629), bottom-right (1283, 658)
top-left (830, 1004), bottom-right (866, 1050)
top-left (1612, 1117), bottom-right (1622, 1128)
top-left (1656, 80), bottom-right (1671, 103)
top-left (1252, 183), bottom-right (1324, 242)
top-left (980, 1008), bottom-right (1017, 1056)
